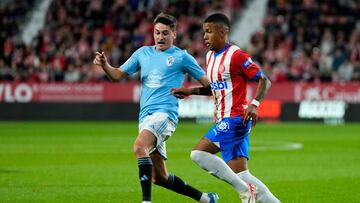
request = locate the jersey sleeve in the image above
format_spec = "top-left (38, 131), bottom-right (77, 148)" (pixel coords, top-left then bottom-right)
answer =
top-left (231, 49), bottom-right (262, 81)
top-left (120, 48), bottom-right (142, 75)
top-left (182, 51), bottom-right (205, 80)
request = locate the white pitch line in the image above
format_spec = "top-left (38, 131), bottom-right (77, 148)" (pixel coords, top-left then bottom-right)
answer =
top-left (252, 142), bottom-right (303, 151)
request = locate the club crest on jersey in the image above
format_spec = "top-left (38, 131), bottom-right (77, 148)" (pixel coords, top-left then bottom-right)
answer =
top-left (210, 80), bottom-right (228, 90)
top-left (243, 57), bottom-right (253, 68)
top-left (166, 56), bottom-right (175, 66)
top-left (216, 121), bottom-right (230, 132)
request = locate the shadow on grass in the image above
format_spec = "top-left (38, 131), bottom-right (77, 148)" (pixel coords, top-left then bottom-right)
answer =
top-left (0, 168), bottom-right (20, 173)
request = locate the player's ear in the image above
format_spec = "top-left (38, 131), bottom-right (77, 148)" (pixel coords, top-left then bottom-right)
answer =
top-left (220, 27), bottom-right (228, 36)
top-left (173, 31), bottom-right (177, 39)
top-left (218, 29), bottom-right (226, 40)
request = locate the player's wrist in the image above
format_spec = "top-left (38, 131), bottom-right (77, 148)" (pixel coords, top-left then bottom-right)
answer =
top-left (100, 62), bottom-right (106, 69)
top-left (190, 88), bottom-right (198, 95)
top-left (251, 99), bottom-right (260, 107)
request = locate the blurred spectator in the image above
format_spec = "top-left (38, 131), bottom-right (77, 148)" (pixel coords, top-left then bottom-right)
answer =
top-left (1, 0), bottom-right (242, 83)
top-left (2, 0), bottom-right (359, 83)
top-left (246, 0), bottom-right (360, 82)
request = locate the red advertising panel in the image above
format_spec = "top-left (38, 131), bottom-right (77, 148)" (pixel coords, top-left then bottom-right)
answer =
top-left (248, 82), bottom-right (360, 103)
top-left (1, 82), bottom-right (359, 103)
top-left (257, 100), bottom-right (281, 120)
top-left (292, 83), bottom-right (360, 103)
top-left (0, 82), bottom-right (139, 103)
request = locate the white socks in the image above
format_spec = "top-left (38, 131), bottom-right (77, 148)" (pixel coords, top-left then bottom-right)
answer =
top-left (191, 150), bottom-right (281, 203)
top-left (198, 192), bottom-right (210, 203)
top-left (190, 150), bottom-right (249, 193)
top-left (237, 170), bottom-right (281, 203)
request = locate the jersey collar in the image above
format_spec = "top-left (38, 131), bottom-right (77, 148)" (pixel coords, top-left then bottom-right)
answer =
top-left (214, 43), bottom-right (231, 57)
top-left (154, 45), bottom-right (175, 53)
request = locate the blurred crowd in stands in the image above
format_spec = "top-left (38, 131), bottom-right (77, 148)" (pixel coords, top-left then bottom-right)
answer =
top-left (0, 0), bottom-right (359, 83)
top-left (250, 0), bottom-right (360, 82)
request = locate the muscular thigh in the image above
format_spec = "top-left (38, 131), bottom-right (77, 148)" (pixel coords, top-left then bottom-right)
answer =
top-left (193, 137), bottom-right (220, 154)
top-left (134, 129), bottom-right (157, 151)
top-left (138, 112), bottom-right (176, 159)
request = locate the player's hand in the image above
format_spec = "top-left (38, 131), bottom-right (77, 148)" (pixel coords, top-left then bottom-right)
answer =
top-left (171, 87), bottom-right (191, 99)
top-left (243, 104), bottom-right (258, 127)
top-left (93, 51), bottom-right (108, 67)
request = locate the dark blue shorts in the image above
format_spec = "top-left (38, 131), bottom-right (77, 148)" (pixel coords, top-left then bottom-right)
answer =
top-left (204, 116), bottom-right (251, 162)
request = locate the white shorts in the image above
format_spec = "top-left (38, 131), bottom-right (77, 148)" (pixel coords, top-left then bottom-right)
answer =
top-left (138, 112), bottom-right (176, 159)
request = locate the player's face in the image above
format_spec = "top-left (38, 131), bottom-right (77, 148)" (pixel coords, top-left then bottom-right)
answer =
top-left (203, 22), bottom-right (226, 52)
top-left (154, 23), bottom-right (176, 51)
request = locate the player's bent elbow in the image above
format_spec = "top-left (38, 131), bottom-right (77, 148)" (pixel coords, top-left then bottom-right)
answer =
top-left (114, 70), bottom-right (128, 82)
top-left (266, 74), bottom-right (272, 85)
top-left (261, 74), bottom-right (272, 89)
top-left (109, 77), bottom-right (119, 82)
top-left (109, 73), bottom-right (124, 82)
top-left (266, 77), bottom-right (272, 88)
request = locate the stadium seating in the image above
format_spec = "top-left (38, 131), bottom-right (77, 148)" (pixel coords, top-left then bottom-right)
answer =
top-left (0, 0), bottom-right (359, 83)
top-left (250, 0), bottom-right (360, 82)
top-left (0, 0), bottom-right (36, 81)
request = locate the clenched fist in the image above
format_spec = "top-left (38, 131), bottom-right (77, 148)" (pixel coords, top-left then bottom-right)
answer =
top-left (93, 51), bottom-right (108, 67)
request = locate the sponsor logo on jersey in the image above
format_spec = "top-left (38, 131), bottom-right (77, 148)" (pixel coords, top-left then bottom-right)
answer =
top-left (243, 57), bottom-right (253, 68)
top-left (166, 56), bottom-right (175, 66)
top-left (210, 80), bottom-right (228, 90)
top-left (145, 69), bottom-right (163, 88)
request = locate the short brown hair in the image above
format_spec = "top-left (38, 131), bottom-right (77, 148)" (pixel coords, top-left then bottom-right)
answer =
top-left (153, 13), bottom-right (177, 31)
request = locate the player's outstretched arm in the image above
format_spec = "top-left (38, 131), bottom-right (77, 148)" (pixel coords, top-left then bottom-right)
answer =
top-left (244, 73), bottom-right (271, 127)
top-left (93, 51), bottom-right (127, 82)
top-left (171, 76), bottom-right (212, 99)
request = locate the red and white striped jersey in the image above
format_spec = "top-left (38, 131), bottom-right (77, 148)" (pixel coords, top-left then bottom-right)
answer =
top-left (206, 43), bottom-right (262, 121)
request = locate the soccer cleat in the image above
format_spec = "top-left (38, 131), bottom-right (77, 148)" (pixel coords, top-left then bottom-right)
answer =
top-left (240, 184), bottom-right (256, 203)
top-left (208, 192), bottom-right (219, 203)
top-left (249, 183), bottom-right (257, 203)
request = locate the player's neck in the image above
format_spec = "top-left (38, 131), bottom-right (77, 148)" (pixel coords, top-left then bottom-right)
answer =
top-left (155, 45), bottom-right (174, 52)
top-left (214, 42), bottom-right (230, 53)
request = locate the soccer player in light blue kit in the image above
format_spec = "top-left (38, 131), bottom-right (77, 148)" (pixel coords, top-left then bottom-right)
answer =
top-left (93, 13), bottom-right (218, 203)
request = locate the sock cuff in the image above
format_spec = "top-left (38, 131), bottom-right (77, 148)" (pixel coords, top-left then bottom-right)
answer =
top-left (191, 150), bottom-right (211, 155)
top-left (190, 150), bottom-right (213, 161)
top-left (237, 169), bottom-right (250, 176)
top-left (137, 157), bottom-right (152, 165)
top-left (167, 174), bottom-right (175, 185)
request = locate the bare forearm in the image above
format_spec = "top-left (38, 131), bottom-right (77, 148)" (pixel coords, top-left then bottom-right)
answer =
top-left (102, 63), bottom-right (126, 82)
top-left (171, 76), bottom-right (212, 98)
top-left (190, 87), bottom-right (212, 96)
top-left (254, 75), bottom-right (271, 102)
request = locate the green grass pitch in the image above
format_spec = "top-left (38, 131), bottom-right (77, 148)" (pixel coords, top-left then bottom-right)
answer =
top-left (0, 121), bottom-right (359, 202)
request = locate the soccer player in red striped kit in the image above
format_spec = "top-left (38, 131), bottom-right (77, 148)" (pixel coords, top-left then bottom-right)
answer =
top-left (172, 13), bottom-right (281, 203)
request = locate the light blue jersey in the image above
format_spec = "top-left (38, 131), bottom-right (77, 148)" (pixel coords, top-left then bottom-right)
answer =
top-left (120, 46), bottom-right (205, 123)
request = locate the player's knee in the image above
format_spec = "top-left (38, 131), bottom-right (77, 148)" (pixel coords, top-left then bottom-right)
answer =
top-left (133, 144), bottom-right (147, 157)
top-left (190, 150), bottom-right (204, 163)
